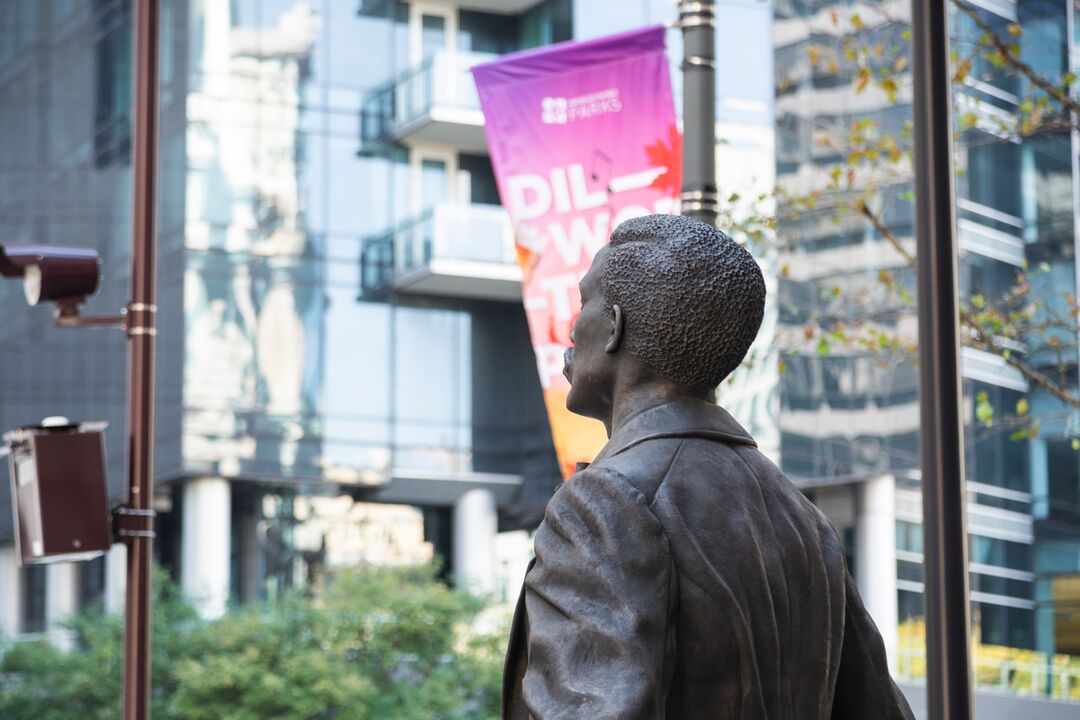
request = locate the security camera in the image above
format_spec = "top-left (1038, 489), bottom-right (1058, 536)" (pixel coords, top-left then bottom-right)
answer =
top-left (0, 244), bottom-right (101, 308)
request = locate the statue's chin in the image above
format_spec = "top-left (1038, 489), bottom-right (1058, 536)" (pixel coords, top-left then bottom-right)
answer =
top-left (564, 386), bottom-right (584, 416)
top-left (564, 387), bottom-right (598, 421)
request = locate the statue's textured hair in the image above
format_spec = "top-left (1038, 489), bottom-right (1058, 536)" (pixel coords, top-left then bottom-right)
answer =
top-left (601, 214), bottom-right (766, 388)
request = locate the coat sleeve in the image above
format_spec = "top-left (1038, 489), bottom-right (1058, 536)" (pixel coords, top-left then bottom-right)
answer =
top-left (522, 467), bottom-right (675, 720)
top-left (832, 572), bottom-right (915, 720)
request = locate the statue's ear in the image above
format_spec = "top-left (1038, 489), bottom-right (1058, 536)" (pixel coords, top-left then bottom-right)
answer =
top-left (605, 304), bottom-right (624, 354)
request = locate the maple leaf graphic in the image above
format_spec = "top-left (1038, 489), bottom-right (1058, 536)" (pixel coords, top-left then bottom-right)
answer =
top-left (644, 123), bottom-right (683, 198)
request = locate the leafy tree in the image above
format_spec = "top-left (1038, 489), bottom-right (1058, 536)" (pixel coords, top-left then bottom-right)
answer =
top-left (0, 564), bottom-right (504, 720)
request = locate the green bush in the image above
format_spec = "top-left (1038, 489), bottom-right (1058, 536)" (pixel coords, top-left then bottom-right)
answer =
top-left (0, 564), bottom-right (504, 720)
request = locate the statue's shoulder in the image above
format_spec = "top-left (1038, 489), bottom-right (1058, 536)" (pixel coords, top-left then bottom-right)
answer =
top-left (589, 436), bottom-right (689, 505)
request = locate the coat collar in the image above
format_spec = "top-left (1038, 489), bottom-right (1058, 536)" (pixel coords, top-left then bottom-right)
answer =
top-left (591, 397), bottom-right (756, 465)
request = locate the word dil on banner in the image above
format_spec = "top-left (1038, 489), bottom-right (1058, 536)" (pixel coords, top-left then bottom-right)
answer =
top-left (473, 25), bottom-right (682, 478)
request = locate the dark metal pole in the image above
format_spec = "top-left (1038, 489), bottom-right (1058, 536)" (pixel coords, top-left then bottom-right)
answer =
top-left (911, 0), bottom-right (973, 718)
top-left (122, 0), bottom-right (160, 718)
top-left (679, 1), bottom-right (718, 226)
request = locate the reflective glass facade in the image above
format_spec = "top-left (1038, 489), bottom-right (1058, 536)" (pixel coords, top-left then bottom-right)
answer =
top-left (0, 0), bottom-right (580, 611)
top-left (0, 0), bottom-right (787, 625)
top-left (774, 0), bottom-right (1080, 685)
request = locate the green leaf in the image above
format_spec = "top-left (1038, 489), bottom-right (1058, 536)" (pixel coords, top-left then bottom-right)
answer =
top-left (976, 398), bottom-right (994, 427)
top-left (1016, 398), bottom-right (1029, 416)
top-left (1011, 428), bottom-right (1031, 441)
top-left (816, 337), bottom-right (831, 356)
top-left (977, 390), bottom-right (989, 404)
top-left (1072, 438), bottom-right (1080, 451)
top-left (971, 294), bottom-right (986, 309)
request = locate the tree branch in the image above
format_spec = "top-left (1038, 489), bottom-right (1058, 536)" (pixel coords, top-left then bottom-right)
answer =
top-left (858, 200), bottom-right (916, 267)
top-left (962, 309), bottom-right (1080, 408)
top-left (953, 0), bottom-right (1080, 118)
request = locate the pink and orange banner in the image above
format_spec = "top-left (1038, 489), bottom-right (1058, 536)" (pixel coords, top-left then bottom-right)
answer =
top-left (473, 26), bottom-right (682, 478)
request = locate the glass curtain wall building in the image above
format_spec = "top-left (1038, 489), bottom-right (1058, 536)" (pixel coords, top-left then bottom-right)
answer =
top-left (0, 0), bottom-right (576, 629)
top-left (774, 0), bottom-right (1080, 702)
top-left (3, 0), bottom-right (742, 638)
top-left (0, 0), bottom-right (780, 638)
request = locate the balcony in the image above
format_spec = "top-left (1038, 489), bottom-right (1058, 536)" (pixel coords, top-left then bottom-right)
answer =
top-left (360, 50), bottom-right (494, 154)
top-left (360, 203), bottom-right (522, 302)
top-left (358, 1), bottom-right (544, 17)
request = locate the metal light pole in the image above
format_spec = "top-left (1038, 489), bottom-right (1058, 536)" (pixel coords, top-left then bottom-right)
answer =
top-left (679, 1), bottom-right (718, 226)
top-left (911, 0), bottom-right (973, 717)
top-left (122, 0), bottom-right (161, 717)
top-left (0, 2), bottom-right (159, 716)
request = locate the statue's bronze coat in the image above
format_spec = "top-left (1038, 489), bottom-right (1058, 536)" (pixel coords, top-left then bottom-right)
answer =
top-left (503, 216), bottom-right (914, 719)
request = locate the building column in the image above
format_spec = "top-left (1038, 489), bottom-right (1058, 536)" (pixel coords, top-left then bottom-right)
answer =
top-left (453, 488), bottom-right (497, 596)
top-left (0, 545), bottom-right (21, 640)
top-left (181, 477), bottom-right (231, 619)
top-left (104, 542), bottom-right (128, 615)
top-left (856, 475), bottom-right (899, 671)
top-left (45, 562), bottom-right (78, 651)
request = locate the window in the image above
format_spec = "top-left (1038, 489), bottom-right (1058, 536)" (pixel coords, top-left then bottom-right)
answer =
top-left (520, 0), bottom-right (572, 49)
top-left (959, 253), bottom-right (1020, 305)
top-left (974, 602), bottom-right (1034, 649)
top-left (899, 589), bottom-right (924, 622)
top-left (963, 138), bottom-right (1022, 219)
top-left (94, 0), bottom-right (132, 168)
top-left (459, 154), bottom-right (500, 206)
top-left (970, 534), bottom-right (1033, 571)
top-left (965, 381), bottom-right (1029, 492)
top-left (897, 520), bottom-right (924, 554)
top-left (80, 556), bottom-right (107, 610)
top-left (21, 565), bottom-right (46, 634)
top-left (459, 11), bottom-right (519, 54)
top-left (1046, 439), bottom-right (1080, 522)
top-left (898, 559), bottom-right (924, 583)
top-left (420, 14), bottom-right (446, 60)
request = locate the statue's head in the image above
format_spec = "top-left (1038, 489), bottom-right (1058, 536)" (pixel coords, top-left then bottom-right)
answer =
top-left (564, 214), bottom-right (766, 420)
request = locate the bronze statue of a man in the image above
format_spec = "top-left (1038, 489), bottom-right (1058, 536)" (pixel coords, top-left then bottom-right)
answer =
top-left (503, 215), bottom-right (914, 719)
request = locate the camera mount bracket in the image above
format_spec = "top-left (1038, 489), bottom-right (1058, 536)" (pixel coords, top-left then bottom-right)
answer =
top-left (53, 301), bottom-right (157, 337)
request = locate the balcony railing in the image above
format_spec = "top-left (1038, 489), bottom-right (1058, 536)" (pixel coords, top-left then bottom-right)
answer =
top-left (360, 50), bottom-right (495, 153)
top-left (360, 203), bottom-right (521, 301)
top-left (359, 0), bottom-right (545, 16)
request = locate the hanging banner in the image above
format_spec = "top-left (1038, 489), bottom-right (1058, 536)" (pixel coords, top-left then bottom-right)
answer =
top-left (473, 26), bottom-right (682, 478)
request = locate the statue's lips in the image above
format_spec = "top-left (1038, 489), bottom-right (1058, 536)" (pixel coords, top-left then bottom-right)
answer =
top-left (563, 347), bottom-right (574, 383)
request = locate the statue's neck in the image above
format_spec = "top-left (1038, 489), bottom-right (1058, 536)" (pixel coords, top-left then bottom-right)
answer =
top-left (605, 379), bottom-right (704, 438)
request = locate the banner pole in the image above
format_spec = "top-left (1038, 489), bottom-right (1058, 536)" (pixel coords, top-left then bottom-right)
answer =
top-left (679, 1), bottom-right (717, 226)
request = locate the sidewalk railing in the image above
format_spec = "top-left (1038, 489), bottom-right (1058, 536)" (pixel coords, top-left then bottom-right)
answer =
top-left (897, 645), bottom-right (1080, 702)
